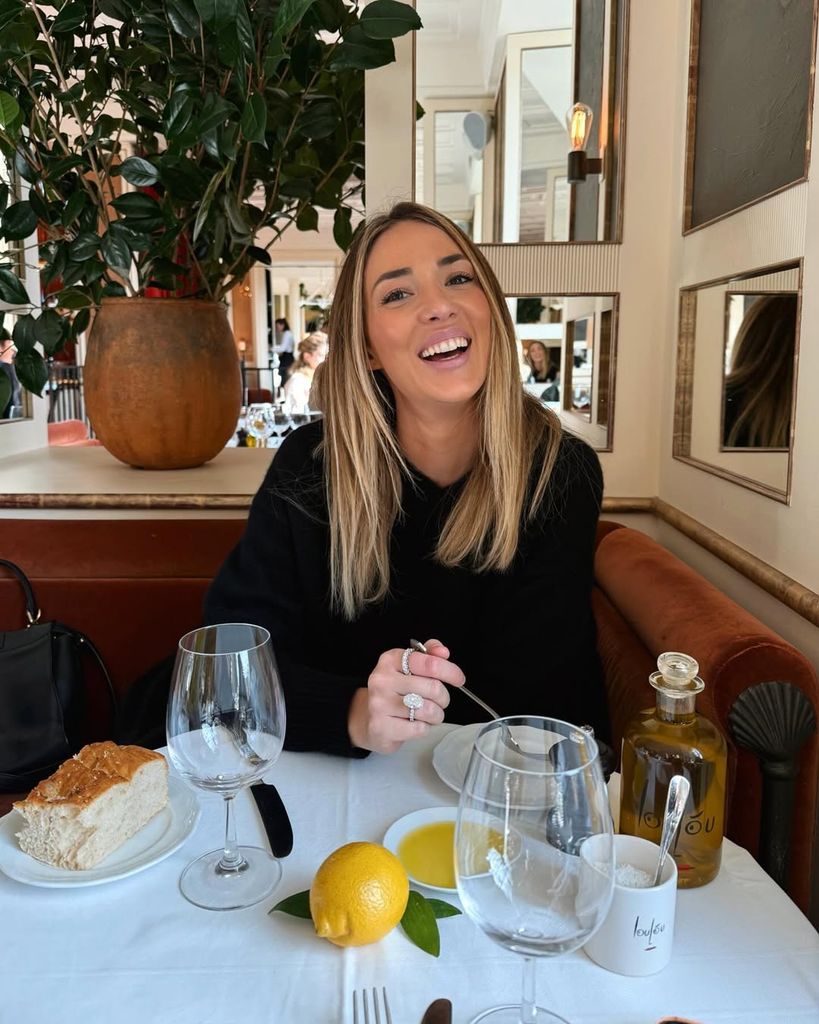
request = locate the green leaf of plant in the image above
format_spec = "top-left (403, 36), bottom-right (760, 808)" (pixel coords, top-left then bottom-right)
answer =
top-left (268, 889), bottom-right (313, 919)
top-left (51, 1), bottom-right (86, 33)
top-left (296, 204), bottom-right (318, 232)
top-left (425, 898), bottom-right (462, 919)
top-left (298, 100), bottom-right (338, 140)
top-left (360, 0), bottom-right (422, 40)
top-left (0, 91), bottom-right (21, 131)
top-left (332, 206), bottom-right (352, 250)
top-left (101, 228), bottom-right (132, 273)
top-left (13, 145), bottom-right (37, 184)
top-left (12, 313), bottom-right (37, 352)
top-left (164, 89), bottom-right (196, 139)
top-left (57, 287), bottom-right (94, 310)
top-left (240, 92), bottom-right (267, 144)
top-left (2, 200), bottom-right (37, 240)
top-left (13, 347), bottom-right (48, 397)
top-left (110, 193), bottom-right (162, 219)
top-left (400, 890), bottom-right (440, 957)
top-left (0, 0), bottom-right (24, 35)
top-left (71, 306), bottom-right (91, 337)
top-left (272, 0), bottom-right (318, 37)
top-left (330, 26), bottom-right (395, 71)
top-left (197, 92), bottom-right (237, 135)
top-left (192, 0), bottom-right (233, 29)
top-left (167, 0), bottom-right (199, 37)
top-left (120, 157), bottom-right (159, 187)
top-left (0, 268), bottom-right (29, 306)
top-left (33, 309), bottom-right (63, 354)
top-left (248, 245), bottom-right (271, 266)
top-left (69, 232), bottom-right (100, 262)
top-left (192, 168), bottom-right (226, 242)
top-left (235, 0), bottom-right (255, 61)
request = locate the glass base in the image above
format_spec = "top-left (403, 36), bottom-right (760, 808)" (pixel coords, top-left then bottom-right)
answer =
top-left (179, 845), bottom-right (282, 911)
top-left (470, 1007), bottom-right (571, 1024)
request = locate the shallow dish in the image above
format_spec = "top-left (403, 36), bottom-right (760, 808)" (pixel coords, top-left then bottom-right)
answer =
top-left (383, 806), bottom-right (459, 894)
top-left (0, 773), bottom-right (200, 888)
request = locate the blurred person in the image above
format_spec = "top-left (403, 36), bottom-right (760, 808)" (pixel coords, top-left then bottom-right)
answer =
top-left (525, 340), bottom-right (552, 383)
top-left (272, 317), bottom-right (296, 384)
top-left (283, 333), bottom-right (327, 414)
top-left (0, 340), bottom-right (21, 419)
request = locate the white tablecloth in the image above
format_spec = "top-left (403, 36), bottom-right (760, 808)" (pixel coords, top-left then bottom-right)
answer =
top-left (2, 727), bottom-right (818, 1024)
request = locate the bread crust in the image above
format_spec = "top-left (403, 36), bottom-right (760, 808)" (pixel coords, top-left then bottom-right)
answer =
top-left (14, 742), bottom-right (166, 810)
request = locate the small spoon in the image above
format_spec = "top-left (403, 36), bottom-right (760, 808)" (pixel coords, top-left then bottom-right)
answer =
top-left (653, 775), bottom-right (691, 886)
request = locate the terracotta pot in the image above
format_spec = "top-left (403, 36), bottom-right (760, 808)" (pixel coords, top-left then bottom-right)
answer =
top-left (84, 297), bottom-right (242, 470)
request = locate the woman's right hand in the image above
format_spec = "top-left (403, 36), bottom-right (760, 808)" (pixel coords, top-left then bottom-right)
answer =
top-left (347, 638), bottom-right (465, 754)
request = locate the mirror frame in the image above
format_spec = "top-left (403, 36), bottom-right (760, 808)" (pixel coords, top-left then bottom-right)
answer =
top-left (673, 260), bottom-right (802, 503)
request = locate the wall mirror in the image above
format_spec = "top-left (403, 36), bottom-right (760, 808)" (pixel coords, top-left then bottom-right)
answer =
top-left (0, 157), bottom-right (30, 424)
top-left (415, 0), bottom-right (628, 243)
top-left (673, 262), bottom-right (801, 502)
top-left (511, 293), bottom-right (616, 450)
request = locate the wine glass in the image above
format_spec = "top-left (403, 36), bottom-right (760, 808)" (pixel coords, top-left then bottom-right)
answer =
top-left (268, 405), bottom-right (292, 448)
top-left (455, 717), bottom-right (614, 1024)
top-left (166, 623), bottom-right (286, 911)
top-left (245, 403), bottom-right (273, 447)
top-left (288, 401), bottom-right (310, 430)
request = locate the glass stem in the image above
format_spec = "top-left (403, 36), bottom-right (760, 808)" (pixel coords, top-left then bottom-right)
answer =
top-left (216, 793), bottom-right (247, 875)
top-left (520, 957), bottom-right (537, 1024)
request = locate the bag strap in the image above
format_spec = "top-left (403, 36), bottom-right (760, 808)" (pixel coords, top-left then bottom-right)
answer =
top-left (0, 558), bottom-right (41, 624)
top-left (68, 627), bottom-right (120, 720)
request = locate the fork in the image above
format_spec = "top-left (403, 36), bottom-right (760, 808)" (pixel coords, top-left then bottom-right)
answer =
top-left (352, 987), bottom-right (393, 1024)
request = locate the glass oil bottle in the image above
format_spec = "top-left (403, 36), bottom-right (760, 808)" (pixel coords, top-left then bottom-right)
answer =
top-left (619, 652), bottom-right (727, 888)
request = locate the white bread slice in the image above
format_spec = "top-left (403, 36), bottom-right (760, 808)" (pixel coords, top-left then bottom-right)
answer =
top-left (13, 742), bottom-right (169, 870)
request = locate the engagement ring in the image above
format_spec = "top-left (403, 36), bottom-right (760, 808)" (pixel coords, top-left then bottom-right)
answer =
top-left (402, 692), bottom-right (423, 722)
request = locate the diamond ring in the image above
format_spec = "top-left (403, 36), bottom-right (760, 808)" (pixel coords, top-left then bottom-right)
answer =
top-left (401, 647), bottom-right (413, 676)
top-left (402, 692), bottom-right (423, 722)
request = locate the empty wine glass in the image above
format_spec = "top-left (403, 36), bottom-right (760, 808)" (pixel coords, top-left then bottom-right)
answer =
top-left (245, 403), bottom-right (273, 447)
top-left (166, 623), bottom-right (286, 911)
top-left (288, 401), bottom-right (310, 430)
top-left (455, 717), bottom-right (614, 1023)
top-left (268, 405), bottom-right (292, 448)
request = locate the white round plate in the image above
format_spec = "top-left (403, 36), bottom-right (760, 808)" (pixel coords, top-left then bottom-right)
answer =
top-left (383, 806), bottom-right (459, 893)
top-left (0, 774), bottom-right (200, 888)
top-left (432, 723), bottom-right (485, 793)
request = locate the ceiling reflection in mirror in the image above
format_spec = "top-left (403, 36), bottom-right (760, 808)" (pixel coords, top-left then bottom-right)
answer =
top-left (674, 263), bottom-right (800, 502)
top-left (511, 293), bottom-right (616, 450)
top-left (415, 0), bottom-right (628, 243)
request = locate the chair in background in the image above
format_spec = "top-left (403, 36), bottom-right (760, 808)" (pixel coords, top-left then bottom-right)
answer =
top-left (246, 387), bottom-right (272, 404)
top-left (48, 419), bottom-right (97, 445)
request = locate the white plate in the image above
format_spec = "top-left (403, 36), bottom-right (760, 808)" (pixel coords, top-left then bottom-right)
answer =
top-left (383, 806), bottom-right (459, 893)
top-left (432, 723), bottom-right (485, 793)
top-left (0, 774), bottom-right (200, 888)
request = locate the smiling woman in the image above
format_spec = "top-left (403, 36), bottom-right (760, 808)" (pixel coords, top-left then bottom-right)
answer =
top-left (204, 201), bottom-right (609, 761)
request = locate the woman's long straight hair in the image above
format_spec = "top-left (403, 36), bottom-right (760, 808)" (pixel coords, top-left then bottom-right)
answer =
top-left (321, 202), bottom-right (562, 620)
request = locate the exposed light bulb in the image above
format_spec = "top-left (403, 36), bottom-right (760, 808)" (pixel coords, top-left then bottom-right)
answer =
top-left (566, 102), bottom-right (594, 152)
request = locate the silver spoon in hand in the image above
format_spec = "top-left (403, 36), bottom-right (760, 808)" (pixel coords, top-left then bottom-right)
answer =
top-left (653, 774), bottom-right (691, 886)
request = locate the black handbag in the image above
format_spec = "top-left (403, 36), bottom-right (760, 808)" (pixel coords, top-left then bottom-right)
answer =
top-left (0, 558), bottom-right (118, 792)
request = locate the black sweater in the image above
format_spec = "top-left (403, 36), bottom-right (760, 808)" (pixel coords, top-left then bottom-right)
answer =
top-left (204, 421), bottom-right (608, 757)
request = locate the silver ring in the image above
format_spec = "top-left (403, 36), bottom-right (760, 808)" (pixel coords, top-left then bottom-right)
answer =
top-left (401, 647), bottom-right (413, 676)
top-left (403, 692), bottom-right (423, 722)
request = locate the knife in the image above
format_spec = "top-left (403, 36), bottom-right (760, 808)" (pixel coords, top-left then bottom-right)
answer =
top-left (420, 999), bottom-right (452, 1024)
top-left (250, 782), bottom-right (294, 858)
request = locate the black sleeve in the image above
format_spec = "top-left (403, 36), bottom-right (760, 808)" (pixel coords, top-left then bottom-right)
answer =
top-left (203, 432), bottom-right (369, 758)
top-left (471, 435), bottom-right (609, 738)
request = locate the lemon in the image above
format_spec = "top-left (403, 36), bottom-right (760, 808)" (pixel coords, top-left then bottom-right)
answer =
top-left (309, 842), bottom-right (409, 947)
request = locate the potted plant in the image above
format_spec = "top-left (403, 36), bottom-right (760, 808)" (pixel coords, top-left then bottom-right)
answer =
top-left (0, 0), bottom-right (420, 468)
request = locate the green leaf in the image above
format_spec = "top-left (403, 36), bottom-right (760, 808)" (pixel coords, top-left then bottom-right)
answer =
top-left (0, 0), bottom-right (24, 35)
top-left (197, 93), bottom-right (237, 135)
top-left (101, 228), bottom-right (132, 273)
top-left (14, 347), bottom-right (48, 397)
top-left (69, 232), bottom-right (100, 262)
top-left (192, 0), bottom-right (233, 29)
top-left (13, 145), bottom-right (37, 184)
top-left (248, 245), bottom-right (271, 266)
top-left (57, 287), bottom-right (94, 310)
top-left (298, 100), bottom-right (338, 140)
top-left (192, 168), bottom-right (225, 242)
top-left (360, 0), bottom-right (422, 39)
top-left (332, 206), bottom-right (352, 250)
top-left (400, 890), bottom-right (440, 957)
top-left (0, 268), bottom-right (29, 306)
top-left (296, 204), bottom-right (318, 232)
top-left (425, 898), bottom-right (462, 920)
top-left (110, 192), bottom-right (162, 220)
top-left (167, 0), bottom-right (199, 37)
top-left (27, 189), bottom-right (50, 224)
top-left (269, 889), bottom-right (313, 919)
top-left (234, 0), bottom-right (255, 61)
top-left (33, 309), bottom-right (63, 354)
top-left (0, 91), bottom-right (21, 131)
top-left (164, 90), bottom-right (196, 139)
top-left (120, 157), bottom-right (159, 187)
top-left (272, 0), bottom-right (318, 37)
top-left (51, 1), bottom-right (86, 33)
top-left (71, 306), bottom-right (91, 337)
top-left (12, 313), bottom-right (37, 352)
top-left (1, 200), bottom-right (37, 240)
top-left (240, 92), bottom-right (267, 144)
top-left (330, 26), bottom-right (395, 71)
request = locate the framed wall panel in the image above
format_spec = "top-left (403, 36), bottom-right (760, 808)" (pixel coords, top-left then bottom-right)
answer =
top-left (684, 0), bottom-right (817, 233)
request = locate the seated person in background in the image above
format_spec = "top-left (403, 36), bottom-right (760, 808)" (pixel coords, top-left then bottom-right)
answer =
top-left (525, 340), bottom-right (551, 383)
top-left (722, 294), bottom-right (797, 449)
top-left (0, 340), bottom-right (21, 419)
top-left (205, 202), bottom-right (608, 757)
top-left (282, 333), bottom-right (327, 415)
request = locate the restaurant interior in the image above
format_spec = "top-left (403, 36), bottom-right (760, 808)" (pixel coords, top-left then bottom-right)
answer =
top-left (1, 1), bottom-right (818, 1022)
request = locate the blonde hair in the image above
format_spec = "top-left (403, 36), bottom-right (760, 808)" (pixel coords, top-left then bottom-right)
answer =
top-left (724, 294), bottom-right (797, 448)
top-left (292, 333), bottom-right (327, 374)
top-left (322, 202), bottom-right (562, 619)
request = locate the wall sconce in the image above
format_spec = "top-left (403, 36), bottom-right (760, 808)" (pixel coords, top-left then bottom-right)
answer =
top-left (566, 102), bottom-right (603, 185)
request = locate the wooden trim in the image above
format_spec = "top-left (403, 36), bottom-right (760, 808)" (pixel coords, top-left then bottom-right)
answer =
top-left (0, 493), bottom-right (253, 510)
